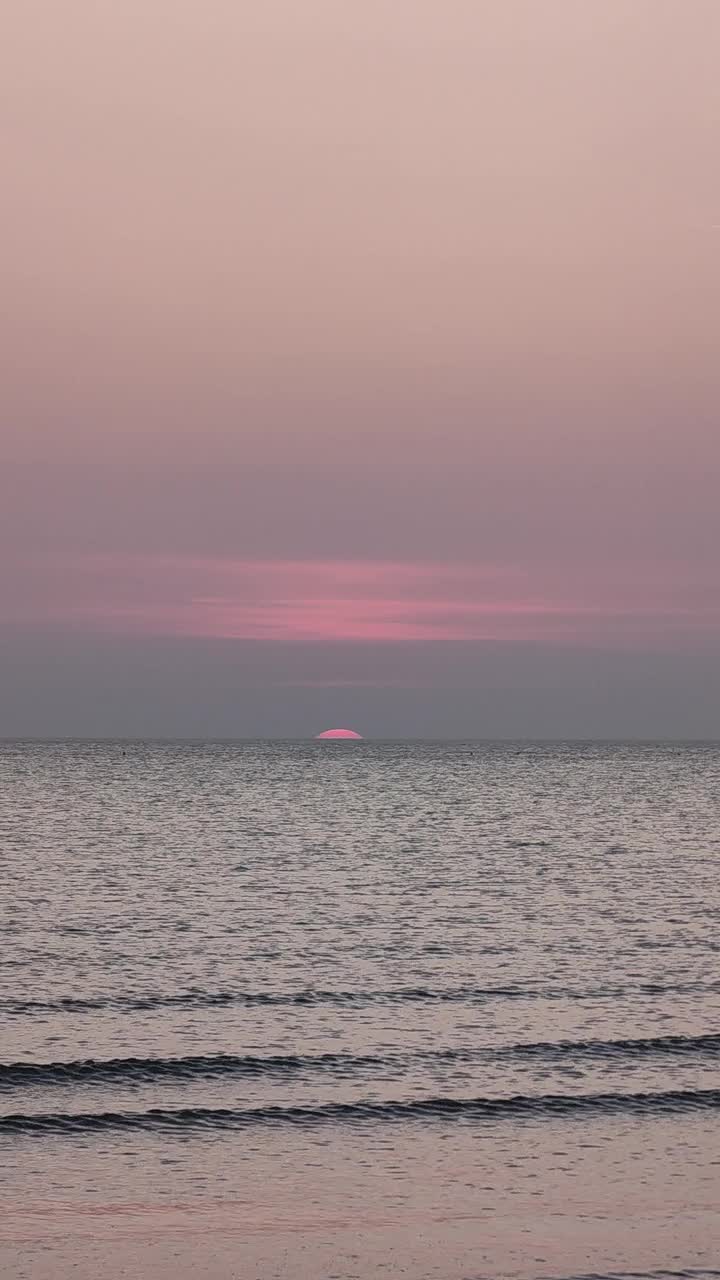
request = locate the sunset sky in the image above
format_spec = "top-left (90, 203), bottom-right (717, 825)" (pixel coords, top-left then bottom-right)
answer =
top-left (2, 1), bottom-right (720, 736)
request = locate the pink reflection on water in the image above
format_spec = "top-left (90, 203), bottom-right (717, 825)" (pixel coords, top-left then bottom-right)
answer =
top-left (315, 729), bottom-right (364, 740)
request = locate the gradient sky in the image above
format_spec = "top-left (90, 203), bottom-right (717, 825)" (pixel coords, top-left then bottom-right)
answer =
top-left (2, 1), bottom-right (720, 737)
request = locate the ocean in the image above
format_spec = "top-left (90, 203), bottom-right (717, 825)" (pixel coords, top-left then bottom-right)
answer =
top-left (1, 740), bottom-right (719, 1280)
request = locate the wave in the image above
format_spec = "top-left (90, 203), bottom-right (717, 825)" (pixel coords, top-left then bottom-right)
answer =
top-left (505, 1031), bottom-right (720, 1061)
top-left (4, 978), bottom-right (720, 1017)
top-left (0, 1049), bottom-right (381, 1088)
top-left (2, 1087), bottom-right (719, 1136)
top-left (544, 1271), bottom-right (720, 1280)
top-left (2, 1033), bottom-right (719, 1091)
top-left (0, 985), bottom-right (525, 1015)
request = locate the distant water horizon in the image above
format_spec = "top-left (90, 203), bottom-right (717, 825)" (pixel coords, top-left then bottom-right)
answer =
top-left (3, 735), bottom-right (720, 744)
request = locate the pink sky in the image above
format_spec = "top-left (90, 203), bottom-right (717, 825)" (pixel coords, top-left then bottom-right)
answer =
top-left (2, 1), bottom-right (719, 734)
top-left (6, 554), bottom-right (720, 652)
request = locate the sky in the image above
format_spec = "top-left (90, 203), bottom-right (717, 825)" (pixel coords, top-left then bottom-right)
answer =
top-left (2, 0), bottom-right (720, 737)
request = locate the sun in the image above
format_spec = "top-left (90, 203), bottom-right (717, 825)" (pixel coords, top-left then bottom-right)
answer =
top-left (315, 728), bottom-right (364, 740)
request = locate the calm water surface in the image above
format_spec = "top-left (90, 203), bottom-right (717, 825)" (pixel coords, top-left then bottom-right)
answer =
top-left (1, 741), bottom-right (719, 1279)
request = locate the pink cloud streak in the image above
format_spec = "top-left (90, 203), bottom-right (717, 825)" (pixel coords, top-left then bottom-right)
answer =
top-left (3, 554), bottom-right (720, 652)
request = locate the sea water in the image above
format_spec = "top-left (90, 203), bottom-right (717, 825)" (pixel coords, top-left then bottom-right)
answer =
top-left (1, 740), bottom-right (719, 1279)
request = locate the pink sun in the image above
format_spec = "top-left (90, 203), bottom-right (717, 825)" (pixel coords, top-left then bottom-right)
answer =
top-left (315, 728), bottom-right (364, 740)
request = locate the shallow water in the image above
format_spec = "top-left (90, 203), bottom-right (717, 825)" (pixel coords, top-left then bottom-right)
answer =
top-left (1, 740), bottom-right (719, 1278)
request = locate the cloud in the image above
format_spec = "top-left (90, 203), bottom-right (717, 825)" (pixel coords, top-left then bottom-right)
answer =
top-left (3, 554), bottom-right (720, 652)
